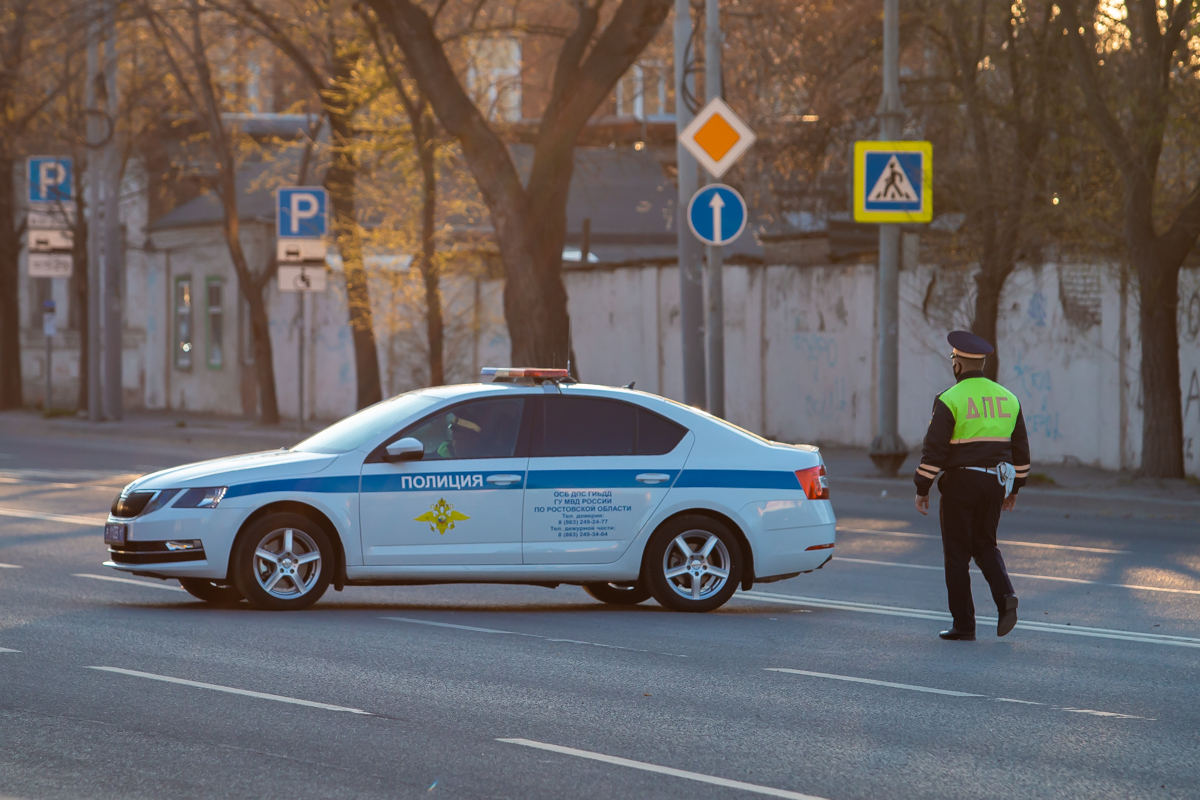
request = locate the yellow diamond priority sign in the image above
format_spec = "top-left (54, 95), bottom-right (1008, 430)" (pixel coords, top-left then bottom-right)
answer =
top-left (679, 98), bottom-right (757, 179)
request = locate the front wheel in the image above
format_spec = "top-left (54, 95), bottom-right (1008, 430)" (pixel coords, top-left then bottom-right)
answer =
top-left (583, 581), bottom-right (652, 606)
top-left (644, 515), bottom-right (743, 613)
top-left (179, 578), bottom-right (243, 606)
top-left (232, 513), bottom-right (331, 610)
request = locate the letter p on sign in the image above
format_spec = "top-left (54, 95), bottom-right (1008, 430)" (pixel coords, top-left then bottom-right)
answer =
top-left (277, 187), bottom-right (328, 239)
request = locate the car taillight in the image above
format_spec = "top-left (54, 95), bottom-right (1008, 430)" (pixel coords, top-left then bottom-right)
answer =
top-left (795, 465), bottom-right (829, 500)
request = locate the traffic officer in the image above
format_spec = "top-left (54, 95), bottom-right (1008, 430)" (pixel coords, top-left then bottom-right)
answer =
top-left (914, 331), bottom-right (1031, 641)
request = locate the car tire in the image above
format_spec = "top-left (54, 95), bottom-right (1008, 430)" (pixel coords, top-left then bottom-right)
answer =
top-left (582, 581), bottom-right (652, 606)
top-left (232, 513), bottom-right (332, 610)
top-left (179, 578), bottom-right (243, 606)
top-left (644, 515), bottom-right (743, 613)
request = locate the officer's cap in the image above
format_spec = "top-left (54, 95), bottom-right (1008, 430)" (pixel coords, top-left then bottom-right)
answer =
top-left (947, 330), bottom-right (994, 359)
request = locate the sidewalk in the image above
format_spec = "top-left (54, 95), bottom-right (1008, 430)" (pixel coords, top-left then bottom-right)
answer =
top-left (0, 409), bottom-right (303, 454)
top-left (820, 446), bottom-right (1200, 520)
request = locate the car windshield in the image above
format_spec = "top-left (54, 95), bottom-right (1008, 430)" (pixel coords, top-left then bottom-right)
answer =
top-left (291, 393), bottom-right (440, 454)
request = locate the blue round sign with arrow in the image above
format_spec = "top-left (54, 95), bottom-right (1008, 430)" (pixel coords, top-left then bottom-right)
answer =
top-left (687, 184), bottom-right (748, 246)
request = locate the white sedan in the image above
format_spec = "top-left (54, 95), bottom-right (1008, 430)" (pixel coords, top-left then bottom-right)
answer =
top-left (103, 369), bottom-right (836, 612)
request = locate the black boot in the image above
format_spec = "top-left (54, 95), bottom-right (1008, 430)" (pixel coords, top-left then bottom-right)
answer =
top-left (939, 627), bottom-right (976, 641)
top-left (997, 594), bottom-right (1018, 637)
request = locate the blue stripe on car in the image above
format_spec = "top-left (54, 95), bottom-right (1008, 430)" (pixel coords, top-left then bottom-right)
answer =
top-left (224, 469), bottom-right (800, 497)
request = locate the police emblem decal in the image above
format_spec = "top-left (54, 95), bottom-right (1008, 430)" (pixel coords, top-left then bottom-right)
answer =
top-left (414, 498), bottom-right (470, 535)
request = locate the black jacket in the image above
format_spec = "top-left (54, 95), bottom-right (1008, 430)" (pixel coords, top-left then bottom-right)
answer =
top-left (913, 370), bottom-right (1032, 497)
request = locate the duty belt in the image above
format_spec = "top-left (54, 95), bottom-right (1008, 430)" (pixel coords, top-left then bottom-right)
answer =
top-left (963, 463), bottom-right (1015, 498)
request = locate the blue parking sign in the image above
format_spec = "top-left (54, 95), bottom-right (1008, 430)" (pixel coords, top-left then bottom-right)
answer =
top-left (277, 187), bottom-right (328, 238)
top-left (27, 157), bottom-right (73, 204)
top-left (687, 184), bottom-right (748, 246)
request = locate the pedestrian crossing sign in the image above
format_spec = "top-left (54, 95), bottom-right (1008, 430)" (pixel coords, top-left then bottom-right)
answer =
top-left (853, 141), bottom-right (932, 223)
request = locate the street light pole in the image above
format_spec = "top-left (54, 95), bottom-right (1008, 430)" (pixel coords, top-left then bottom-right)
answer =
top-left (703, 0), bottom-right (725, 419)
top-left (868, 0), bottom-right (909, 475)
top-left (675, 0), bottom-right (707, 408)
top-left (85, 0), bottom-right (102, 422)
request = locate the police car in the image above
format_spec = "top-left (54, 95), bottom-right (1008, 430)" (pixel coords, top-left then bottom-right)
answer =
top-left (104, 369), bottom-right (836, 612)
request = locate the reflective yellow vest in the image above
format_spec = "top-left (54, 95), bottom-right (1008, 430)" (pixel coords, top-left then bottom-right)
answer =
top-left (938, 377), bottom-right (1020, 445)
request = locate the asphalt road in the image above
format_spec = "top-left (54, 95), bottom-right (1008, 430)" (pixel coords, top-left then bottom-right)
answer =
top-left (2, 429), bottom-right (1199, 800)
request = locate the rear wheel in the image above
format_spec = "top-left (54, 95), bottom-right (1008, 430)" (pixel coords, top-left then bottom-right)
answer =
top-left (232, 513), bottom-right (331, 610)
top-left (645, 515), bottom-right (743, 613)
top-left (179, 578), bottom-right (243, 606)
top-left (582, 581), bottom-right (651, 606)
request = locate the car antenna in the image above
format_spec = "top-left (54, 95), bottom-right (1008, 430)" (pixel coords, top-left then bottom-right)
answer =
top-left (623, 381), bottom-right (636, 390)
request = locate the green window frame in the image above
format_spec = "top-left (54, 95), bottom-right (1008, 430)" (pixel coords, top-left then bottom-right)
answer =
top-left (205, 277), bottom-right (224, 370)
top-left (174, 276), bottom-right (192, 371)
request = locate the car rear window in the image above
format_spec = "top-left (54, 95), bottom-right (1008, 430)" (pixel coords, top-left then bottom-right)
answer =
top-left (536, 397), bottom-right (687, 457)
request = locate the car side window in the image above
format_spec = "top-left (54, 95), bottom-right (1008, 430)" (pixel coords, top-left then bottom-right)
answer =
top-left (535, 397), bottom-right (687, 457)
top-left (401, 398), bottom-right (526, 460)
top-left (636, 408), bottom-right (687, 455)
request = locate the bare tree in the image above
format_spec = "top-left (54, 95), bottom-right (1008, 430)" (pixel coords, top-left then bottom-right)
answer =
top-left (363, 0), bottom-right (672, 369)
top-left (0, 0), bottom-right (79, 408)
top-left (144, 0), bottom-right (281, 423)
top-left (362, 12), bottom-right (445, 385)
top-left (221, 0), bottom-right (384, 407)
top-left (928, 1), bottom-right (1066, 379)
top-left (1062, 0), bottom-right (1200, 478)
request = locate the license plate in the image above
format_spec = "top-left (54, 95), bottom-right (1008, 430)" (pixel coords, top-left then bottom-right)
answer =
top-left (104, 522), bottom-right (127, 545)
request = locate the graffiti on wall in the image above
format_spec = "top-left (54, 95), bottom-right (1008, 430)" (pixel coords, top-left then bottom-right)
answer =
top-left (1010, 350), bottom-right (1061, 440)
top-left (792, 333), bottom-right (849, 421)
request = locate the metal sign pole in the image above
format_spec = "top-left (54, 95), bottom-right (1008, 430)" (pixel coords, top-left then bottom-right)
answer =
top-left (85, 1), bottom-right (103, 421)
top-left (298, 293), bottom-right (305, 433)
top-left (868, 0), bottom-right (909, 475)
top-left (674, 0), bottom-right (707, 409)
top-left (703, 0), bottom-right (725, 419)
top-left (101, 0), bottom-right (122, 420)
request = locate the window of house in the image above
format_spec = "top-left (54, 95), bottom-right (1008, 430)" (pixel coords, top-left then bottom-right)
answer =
top-left (206, 278), bottom-right (223, 369)
top-left (174, 276), bottom-right (192, 370)
top-left (616, 61), bottom-right (673, 121)
top-left (468, 38), bottom-right (522, 122)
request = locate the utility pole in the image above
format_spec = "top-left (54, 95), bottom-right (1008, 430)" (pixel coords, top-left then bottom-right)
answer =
top-left (102, 0), bottom-right (122, 419)
top-left (868, 0), bottom-right (908, 475)
top-left (703, 0), bottom-right (724, 418)
top-left (85, 0), bottom-right (102, 422)
top-left (675, 0), bottom-right (707, 408)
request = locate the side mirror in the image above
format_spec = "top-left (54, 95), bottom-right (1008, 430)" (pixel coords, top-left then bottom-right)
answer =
top-left (384, 437), bottom-right (425, 462)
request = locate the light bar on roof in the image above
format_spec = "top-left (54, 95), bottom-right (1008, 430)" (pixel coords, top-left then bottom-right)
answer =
top-left (481, 367), bottom-right (570, 379)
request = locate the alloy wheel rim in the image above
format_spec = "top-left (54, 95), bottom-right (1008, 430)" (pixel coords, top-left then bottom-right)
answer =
top-left (662, 530), bottom-right (731, 601)
top-left (253, 528), bottom-right (322, 599)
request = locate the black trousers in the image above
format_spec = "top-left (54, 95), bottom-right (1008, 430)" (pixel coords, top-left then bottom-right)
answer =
top-left (937, 468), bottom-right (1015, 632)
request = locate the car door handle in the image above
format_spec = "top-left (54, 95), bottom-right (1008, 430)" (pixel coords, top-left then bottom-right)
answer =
top-left (635, 473), bottom-right (671, 484)
top-left (486, 474), bottom-right (523, 485)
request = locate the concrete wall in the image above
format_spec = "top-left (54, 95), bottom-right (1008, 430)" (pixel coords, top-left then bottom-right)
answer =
top-left (19, 196), bottom-right (1199, 476)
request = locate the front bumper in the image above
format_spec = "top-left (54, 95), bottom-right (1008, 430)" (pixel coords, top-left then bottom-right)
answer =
top-left (103, 507), bottom-right (243, 580)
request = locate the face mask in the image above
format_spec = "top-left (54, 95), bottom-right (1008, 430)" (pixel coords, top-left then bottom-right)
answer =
top-left (952, 359), bottom-right (962, 378)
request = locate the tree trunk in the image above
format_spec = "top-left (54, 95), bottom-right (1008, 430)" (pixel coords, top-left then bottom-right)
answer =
top-left (1132, 244), bottom-right (1185, 478)
top-left (416, 128), bottom-right (443, 386)
top-left (326, 112), bottom-right (382, 407)
top-left (971, 262), bottom-right (1005, 381)
top-left (217, 182), bottom-right (280, 425)
top-left (0, 157), bottom-right (23, 409)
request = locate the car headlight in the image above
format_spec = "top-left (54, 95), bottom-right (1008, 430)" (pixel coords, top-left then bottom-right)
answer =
top-left (173, 487), bottom-right (228, 509)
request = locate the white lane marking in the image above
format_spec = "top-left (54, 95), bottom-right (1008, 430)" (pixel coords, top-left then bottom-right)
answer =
top-left (765, 668), bottom-right (985, 697)
top-left (767, 668), bottom-right (1151, 719)
top-left (0, 507), bottom-right (105, 526)
top-left (0, 475), bottom-right (124, 491)
top-left (73, 573), bottom-right (187, 592)
top-left (833, 556), bottom-right (1200, 596)
top-left (498, 738), bottom-right (831, 800)
top-left (738, 591), bottom-right (1200, 648)
top-left (0, 562), bottom-right (22, 569)
top-left (0, 647), bottom-right (20, 653)
top-left (88, 666), bottom-right (373, 715)
top-left (838, 526), bottom-right (1132, 554)
top-left (383, 616), bottom-right (688, 658)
